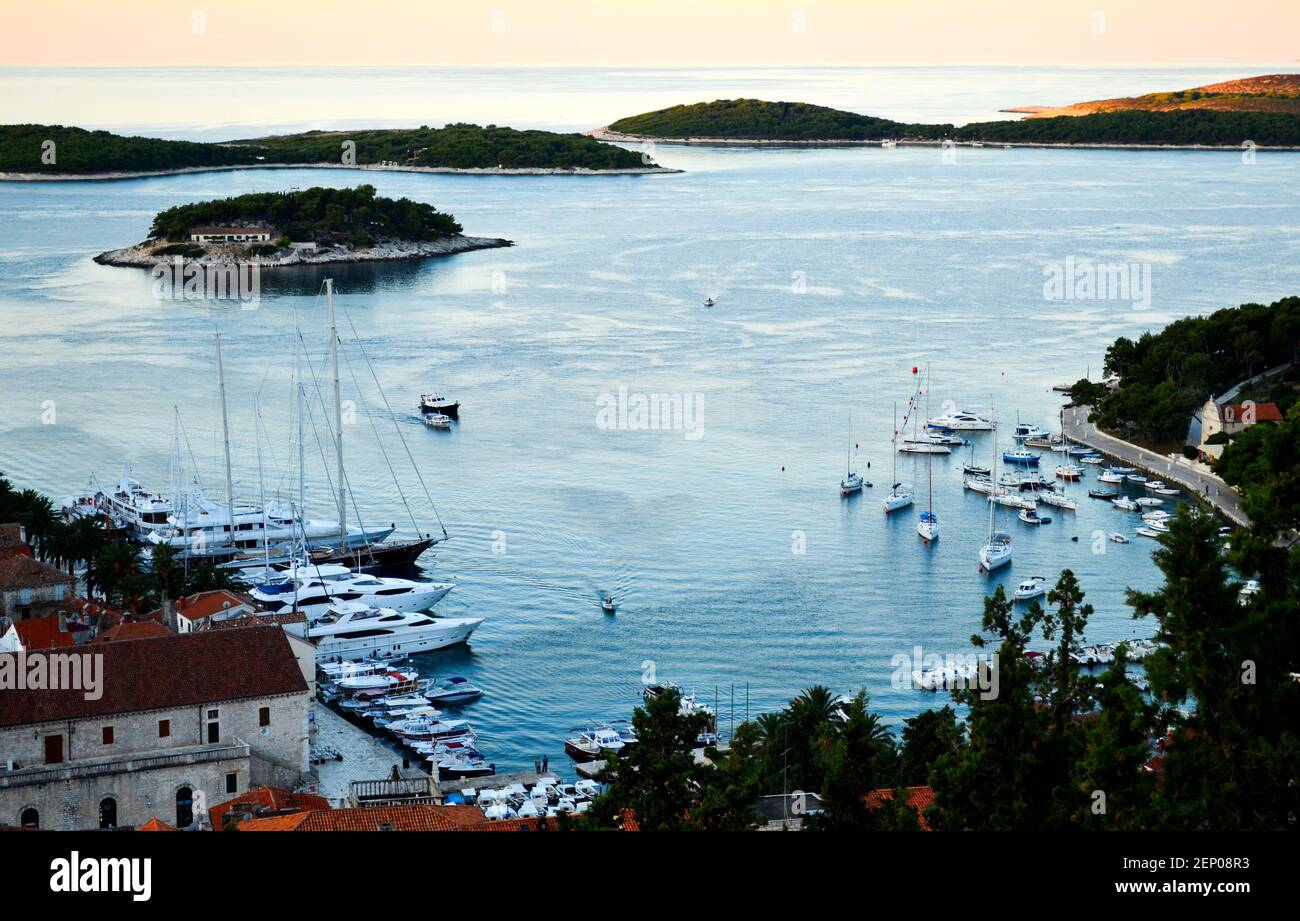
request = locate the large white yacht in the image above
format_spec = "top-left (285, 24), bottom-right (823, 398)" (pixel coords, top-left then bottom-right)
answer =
top-left (285, 601), bottom-right (483, 660)
top-left (249, 563), bottom-right (453, 618)
top-left (925, 409), bottom-right (993, 431)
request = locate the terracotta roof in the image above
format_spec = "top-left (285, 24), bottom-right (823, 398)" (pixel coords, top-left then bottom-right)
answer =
top-left (0, 625), bottom-right (308, 728)
top-left (865, 785), bottom-right (937, 831)
top-left (463, 817), bottom-right (558, 832)
top-left (150, 590), bottom-right (255, 624)
top-left (0, 555), bottom-right (74, 591)
top-left (207, 611), bottom-right (305, 630)
top-left (0, 524), bottom-right (28, 559)
top-left (93, 620), bottom-right (172, 643)
top-left (209, 786), bottom-right (332, 829)
top-left (56, 597), bottom-right (123, 623)
top-left (10, 615), bottom-right (74, 650)
top-left (236, 804), bottom-right (488, 832)
top-left (1220, 401), bottom-right (1284, 423)
top-left (138, 817), bottom-right (177, 832)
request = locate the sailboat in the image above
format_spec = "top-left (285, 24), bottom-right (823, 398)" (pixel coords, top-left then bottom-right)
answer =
top-left (883, 401), bottom-right (914, 513)
top-left (1040, 408), bottom-right (1079, 511)
top-left (916, 366), bottom-right (939, 543)
top-left (840, 412), bottom-right (866, 496)
top-left (979, 419), bottom-right (1013, 573)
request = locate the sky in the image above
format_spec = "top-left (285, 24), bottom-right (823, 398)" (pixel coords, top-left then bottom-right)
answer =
top-left (2, 0), bottom-right (1296, 66)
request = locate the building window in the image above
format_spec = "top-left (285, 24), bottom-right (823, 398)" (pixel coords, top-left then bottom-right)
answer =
top-left (258, 706), bottom-right (270, 727)
top-left (206, 709), bottom-right (220, 744)
top-left (99, 798), bottom-right (117, 829)
top-left (225, 772), bottom-right (238, 794)
top-left (20, 808), bottom-right (38, 829)
top-left (101, 725), bottom-right (114, 745)
top-left (53, 584), bottom-right (66, 601)
top-left (19, 588), bottom-right (32, 606)
top-left (176, 787), bottom-right (193, 829)
top-left (158, 719), bottom-right (170, 738)
top-left (43, 734), bottom-right (63, 765)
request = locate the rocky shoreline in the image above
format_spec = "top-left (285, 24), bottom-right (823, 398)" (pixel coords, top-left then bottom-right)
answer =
top-left (0, 161), bottom-right (680, 182)
top-left (589, 127), bottom-right (1300, 151)
top-left (93, 234), bottom-right (513, 269)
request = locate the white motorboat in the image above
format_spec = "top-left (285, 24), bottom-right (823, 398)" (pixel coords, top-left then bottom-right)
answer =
top-left (1054, 464), bottom-right (1082, 480)
top-left (1141, 510), bottom-right (1171, 522)
top-left (1126, 474), bottom-right (1148, 483)
top-left (395, 716), bottom-right (475, 743)
top-left (898, 440), bottom-right (952, 454)
top-left (424, 676), bottom-right (485, 705)
top-left (1018, 508), bottom-right (1050, 526)
top-left (250, 563), bottom-right (454, 618)
top-left (565, 724), bottom-right (626, 761)
top-left (1070, 645), bottom-right (1113, 667)
top-left (1110, 466), bottom-right (1136, 474)
top-left (1152, 485), bottom-right (1180, 496)
top-left (147, 495), bottom-right (393, 557)
top-left (94, 464), bottom-right (176, 539)
top-left (1112, 497), bottom-right (1139, 511)
top-left (991, 492), bottom-right (1037, 511)
top-left (336, 668), bottom-right (420, 693)
top-left (1135, 527), bottom-right (1162, 539)
top-left (1146, 519), bottom-right (1170, 533)
top-left (1135, 496), bottom-right (1164, 507)
top-left (1109, 532), bottom-right (1130, 543)
top-left (1013, 575), bottom-right (1048, 602)
top-left (881, 139), bottom-right (897, 149)
top-left (1238, 580), bottom-right (1260, 603)
top-left (1098, 470), bottom-right (1125, 484)
top-left (1079, 455), bottom-right (1103, 465)
top-left (285, 601), bottom-right (483, 660)
top-left (432, 751), bottom-right (496, 780)
top-left (419, 393), bottom-right (460, 419)
top-left (1012, 423), bottom-right (1049, 441)
top-left (422, 412), bottom-right (453, 429)
top-left (925, 409), bottom-right (992, 431)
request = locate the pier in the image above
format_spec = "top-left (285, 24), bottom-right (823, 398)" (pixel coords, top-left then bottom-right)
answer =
top-left (1061, 406), bottom-right (1249, 527)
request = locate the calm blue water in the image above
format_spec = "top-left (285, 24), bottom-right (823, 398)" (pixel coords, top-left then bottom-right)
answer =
top-left (3, 67), bottom-right (1300, 774)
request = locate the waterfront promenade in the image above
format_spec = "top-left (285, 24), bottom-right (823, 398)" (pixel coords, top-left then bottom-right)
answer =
top-left (1062, 406), bottom-right (1249, 527)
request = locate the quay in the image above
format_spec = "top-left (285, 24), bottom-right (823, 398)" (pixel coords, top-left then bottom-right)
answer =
top-left (439, 771), bottom-right (549, 795)
top-left (1061, 405), bottom-right (1249, 527)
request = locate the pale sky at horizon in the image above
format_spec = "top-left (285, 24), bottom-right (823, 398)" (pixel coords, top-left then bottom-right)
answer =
top-left (2, 0), bottom-right (1296, 67)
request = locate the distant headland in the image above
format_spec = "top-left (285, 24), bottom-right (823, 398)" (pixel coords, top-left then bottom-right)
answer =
top-left (0, 123), bottom-right (681, 180)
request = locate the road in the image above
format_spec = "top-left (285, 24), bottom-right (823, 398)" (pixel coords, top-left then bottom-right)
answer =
top-left (1062, 406), bottom-right (1249, 527)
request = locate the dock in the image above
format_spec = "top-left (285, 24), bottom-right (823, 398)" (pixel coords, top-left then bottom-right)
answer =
top-left (1061, 406), bottom-right (1249, 527)
top-left (439, 771), bottom-right (549, 795)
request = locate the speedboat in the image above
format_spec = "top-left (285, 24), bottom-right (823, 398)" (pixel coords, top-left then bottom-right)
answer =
top-left (1098, 470), bottom-right (1125, 484)
top-left (1112, 497), bottom-right (1139, 511)
top-left (703, 297), bottom-right (715, 307)
top-left (925, 409), bottom-right (993, 431)
top-left (432, 751), bottom-right (496, 780)
top-left (249, 563), bottom-right (454, 618)
top-left (423, 413), bottom-right (452, 429)
top-left (601, 596), bottom-right (617, 614)
top-left (917, 510), bottom-right (940, 543)
top-left (1013, 576), bottom-right (1048, 602)
top-left (285, 602), bottom-right (483, 660)
top-left (1126, 474), bottom-right (1148, 483)
top-left (1146, 519), bottom-right (1170, 533)
top-left (1070, 645), bottom-right (1113, 667)
top-left (564, 724), bottom-right (626, 762)
top-left (883, 483), bottom-right (914, 513)
top-left (1135, 496), bottom-right (1164, 507)
top-left (1135, 527), bottom-right (1162, 539)
top-left (979, 531), bottom-right (1013, 572)
top-left (1089, 489), bottom-right (1119, 500)
top-left (841, 470), bottom-right (865, 496)
top-left (1002, 449), bottom-right (1040, 466)
top-left (1109, 532), bottom-right (1130, 543)
top-left (1018, 508), bottom-right (1050, 526)
top-left (1012, 423), bottom-right (1049, 441)
top-left (419, 393), bottom-right (460, 419)
top-left (424, 676), bottom-right (485, 705)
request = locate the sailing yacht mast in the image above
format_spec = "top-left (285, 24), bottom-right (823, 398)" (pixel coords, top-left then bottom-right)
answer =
top-left (326, 279), bottom-right (346, 548)
top-left (255, 396), bottom-right (269, 570)
top-left (214, 333), bottom-right (236, 545)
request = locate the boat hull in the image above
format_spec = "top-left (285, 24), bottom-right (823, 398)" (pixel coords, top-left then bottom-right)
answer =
top-left (309, 617), bottom-right (482, 661)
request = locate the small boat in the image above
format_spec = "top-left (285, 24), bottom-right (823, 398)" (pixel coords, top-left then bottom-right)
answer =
top-left (1013, 575), bottom-right (1048, 602)
top-left (1098, 471), bottom-right (1125, 484)
top-left (1152, 485), bottom-right (1180, 496)
top-left (1126, 474), bottom-right (1148, 483)
top-left (898, 440), bottom-right (951, 454)
top-left (1039, 490), bottom-right (1077, 511)
top-left (1024, 436), bottom-right (1055, 449)
top-left (963, 463), bottom-right (991, 477)
top-left (1012, 423), bottom-right (1049, 441)
top-left (419, 393), bottom-right (460, 419)
top-left (1070, 645), bottom-right (1113, 667)
top-left (1135, 527), bottom-right (1162, 539)
top-left (1146, 519), bottom-right (1170, 533)
top-left (565, 724), bottom-right (626, 762)
top-left (881, 139), bottom-right (897, 149)
top-left (991, 492), bottom-right (1037, 510)
top-left (1108, 532), bottom-right (1130, 543)
top-left (1079, 455), bottom-right (1103, 465)
top-left (1135, 497), bottom-right (1164, 507)
top-left (1144, 480), bottom-right (1168, 492)
top-left (884, 403), bottom-right (915, 513)
top-left (601, 596), bottom-right (617, 614)
top-left (964, 475), bottom-right (994, 495)
top-left (1141, 510), bottom-right (1171, 522)
top-left (1018, 508), bottom-right (1050, 526)
top-left (1054, 464), bottom-right (1082, 481)
top-left (917, 509), bottom-right (939, 543)
top-left (703, 297), bottom-right (715, 307)
top-left (916, 368), bottom-right (940, 544)
top-left (423, 413), bottom-right (452, 429)
top-left (432, 751), bottom-right (496, 780)
top-left (1112, 497), bottom-right (1139, 511)
top-left (1110, 466), bottom-right (1136, 474)
top-left (424, 676), bottom-right (485, 705)
top-left (1239, 579), bottom-right (1260, 603)
top-left (1089, 489), bottom-right (1119, 500)
top-left (1002, 449), bottom-right (1040, 466)
top-left (840, 412), bottom-right (867, 495)
top-left (979, 531), bottom-right (1013, 572)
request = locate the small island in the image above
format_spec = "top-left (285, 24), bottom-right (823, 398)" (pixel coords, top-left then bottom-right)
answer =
top-left (0, 123), bottom-right (679, 180)
top-left (93, 185), bottom-right (512, 269)
top-left (599, 79), bottom-right (1300, 149)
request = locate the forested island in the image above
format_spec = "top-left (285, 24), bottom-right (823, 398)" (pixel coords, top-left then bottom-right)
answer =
top-left (601, 97), bottom-right (1300, 148)
top-left (94, 185), bottom-right (511, 268)
top-left (0, 123), bottom-right (672, 178)
top-left (1005, 73), bottom-right (1300, 119)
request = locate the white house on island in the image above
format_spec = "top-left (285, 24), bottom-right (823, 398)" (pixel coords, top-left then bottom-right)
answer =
top-left (189, 226), bottom-right (274, 243)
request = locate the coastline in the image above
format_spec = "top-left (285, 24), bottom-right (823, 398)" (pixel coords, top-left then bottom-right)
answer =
top-left (0, 160), bottom-right (681, 182)
top-left (589, 127), bottom-right (1300, 152)
top-left (92, 234), bottom-right (513, 269)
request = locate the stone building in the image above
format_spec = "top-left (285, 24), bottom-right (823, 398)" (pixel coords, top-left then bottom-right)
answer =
top-left (0, 625), bottom-right (310, 830)
top-left (0, 554), bottom-right (76, 621)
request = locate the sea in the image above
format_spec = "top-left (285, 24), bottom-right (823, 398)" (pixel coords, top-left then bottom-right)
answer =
top-left (2, 65), bottom-right (1298, 775)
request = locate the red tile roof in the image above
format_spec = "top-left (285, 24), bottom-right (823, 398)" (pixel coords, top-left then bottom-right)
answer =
top-left (93, 620), bottom-right (172, 643)
top-left (865, 785), bottom-right (937, 830)
top-left (1220, 401), bottom-right (1284, 423)
top-left (209, 786), bottom-right (332, 829)
top-left (236, 804), bottom-right (488, 832)
top-left (138, 817), bottom-right (177, 832)
top-left (151, 590), bottom-right (254, 624)
top-left (0, 625), bottom-right (308, 728)
top-left (10, 615), bottom-right (74, 650)
top-left (0, 555), bottom-right (74, 591)
top-left (0, 524), bottom-right (29, 560)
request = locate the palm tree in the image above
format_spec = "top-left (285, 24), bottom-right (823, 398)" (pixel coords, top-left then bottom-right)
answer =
top-left (13, 489), bottom-right (58, 559)
top-left (86, 543), bottom-right (143, 605)
top-left (63, 516), bottom-right (108, 574)
top-left (151, 543), bottom-right (184, 629)
top-left (183, 563), bottom-right (243, 595)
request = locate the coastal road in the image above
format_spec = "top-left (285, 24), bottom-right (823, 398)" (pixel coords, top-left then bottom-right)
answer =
top-left (1062, 406), bottom-right (1249, 527)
